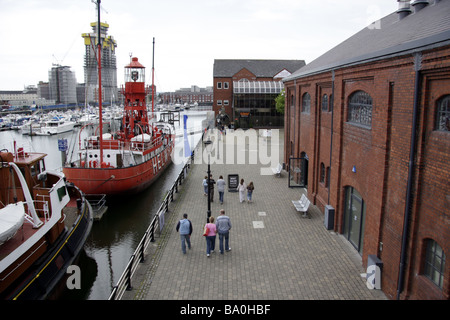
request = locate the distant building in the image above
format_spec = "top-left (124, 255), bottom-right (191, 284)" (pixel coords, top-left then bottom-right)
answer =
top-left (283, 0), bottom-right (450, 300)
top-left (37, 81), bottom-right (50, 101)
top-left (82, 22), bottom-right (117, 105)
top-left (160, 86), bottom-right (213, 106)
top-left (213, 59), bottom-right (305, 128)
top-left (0, 85), bottom-right (51, 108)
top-left (48, 65), bottom-right (77, 104)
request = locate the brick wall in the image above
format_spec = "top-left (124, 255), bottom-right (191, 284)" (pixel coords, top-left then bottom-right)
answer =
top-left (213, 77), bottom-right (233, 117)
top-left (283, 45), bottom-right (450, 300)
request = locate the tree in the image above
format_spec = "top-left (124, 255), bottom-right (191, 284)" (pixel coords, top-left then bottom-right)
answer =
top-left (275, 89), bottom-right (285, 114)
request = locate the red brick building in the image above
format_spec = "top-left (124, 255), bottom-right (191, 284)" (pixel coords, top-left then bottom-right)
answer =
top-left (213, 59), bottom-right (305, 128)
top-left (283, 0), bottom-right (449, 300)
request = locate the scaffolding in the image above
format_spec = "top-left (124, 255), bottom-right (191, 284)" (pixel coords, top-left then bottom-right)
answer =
top-left (82, 22), bottom-right (118, 105)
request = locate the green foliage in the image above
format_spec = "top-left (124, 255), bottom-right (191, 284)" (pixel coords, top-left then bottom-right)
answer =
top-left (275, 89), bottom-right (285, 114)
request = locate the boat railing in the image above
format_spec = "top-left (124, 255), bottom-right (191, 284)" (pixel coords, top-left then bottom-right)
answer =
top-left (130, 141), bottom-right (153, 152)
top-left (130, 135), bottom-right (166, 152)
top-left (85, 139), bottom-right (125, 150)
top-left (108, 138), bottom-right (201, 300)
top-left (23, 198), bottom-right (51, 224)
top-left (84, 194), bottom-right (107, 213)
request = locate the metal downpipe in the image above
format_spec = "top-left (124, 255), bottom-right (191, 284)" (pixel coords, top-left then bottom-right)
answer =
top-left (396, 52), bottom-right (422, 300)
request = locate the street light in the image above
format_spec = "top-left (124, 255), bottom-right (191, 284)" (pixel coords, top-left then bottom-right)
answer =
top-left (204, 137), bottom-right (213, 223)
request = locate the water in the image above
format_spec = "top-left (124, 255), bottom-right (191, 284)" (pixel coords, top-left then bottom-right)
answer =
top-left (0, 111), bottom-right (208, 300)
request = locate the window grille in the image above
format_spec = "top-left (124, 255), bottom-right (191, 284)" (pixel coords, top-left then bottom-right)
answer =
top-left (424, 239), bottom-right (446, 289)
top-left (348, 90), bottom-right (372, 128)
top-left (322, 94), bottom-right (328, 112)
top-left (436, 95), bottom-right (450, 132)
top-left (320, 163), bottom-right (325, 183)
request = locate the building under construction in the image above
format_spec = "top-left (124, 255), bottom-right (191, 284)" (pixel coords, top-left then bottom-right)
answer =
top-left (48, 65), bottom-right (77, 105)
top-left (82, 22), bottom-right (117, 105)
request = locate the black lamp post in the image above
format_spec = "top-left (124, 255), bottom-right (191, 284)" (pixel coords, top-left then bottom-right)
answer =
top-left (204, 138), bottom-right (213, 223)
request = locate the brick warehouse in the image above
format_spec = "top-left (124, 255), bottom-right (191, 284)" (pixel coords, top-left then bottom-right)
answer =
top-left (213, 59), bottom-right (305, 128)
top-left (283, 0), bottom-right (449, 300)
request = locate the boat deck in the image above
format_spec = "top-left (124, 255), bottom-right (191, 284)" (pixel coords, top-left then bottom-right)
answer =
top-left (0, 203), bottom-right (80, 263)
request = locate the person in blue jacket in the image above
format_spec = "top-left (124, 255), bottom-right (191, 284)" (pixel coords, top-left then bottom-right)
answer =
top-left (176, 213), bottom-right (193, 254)
top-left (215, 209), bottom-right (232, 254)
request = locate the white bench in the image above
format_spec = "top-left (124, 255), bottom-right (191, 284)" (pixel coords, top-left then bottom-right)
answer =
top-left (292, 194), bottom-right (307, 208)
top-left (271, 163), bottom-right (282, 177)
top-left (292, 194), bottom-right (310, 218)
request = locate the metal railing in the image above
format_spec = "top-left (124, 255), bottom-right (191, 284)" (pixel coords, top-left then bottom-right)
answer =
top-left (84, 194), bottom-right (107, 213)
top-left (108, 143), bottom-right (200, 300)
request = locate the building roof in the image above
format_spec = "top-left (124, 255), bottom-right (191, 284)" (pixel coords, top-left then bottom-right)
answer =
top-left (284, 0), bottom-right (450, 82)
top-left (213, 59), bottom-right (305, 78)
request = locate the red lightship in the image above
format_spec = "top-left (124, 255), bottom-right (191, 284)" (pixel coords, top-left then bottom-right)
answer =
top-left (63, 56), bottom-right (174, 195)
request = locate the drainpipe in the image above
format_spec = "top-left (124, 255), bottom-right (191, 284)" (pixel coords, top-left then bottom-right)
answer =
top-left (294, 79), bottom-right (296, 162)
top-left (396, 52), bottom-right (422, 300)
top-left (328, 70), bottom-right (335, 205)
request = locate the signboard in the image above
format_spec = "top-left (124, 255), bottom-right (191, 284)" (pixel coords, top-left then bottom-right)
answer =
top-left (228, 174), bottom-right (239, 192)
top-left (58, 139), bottom-right (68, 152)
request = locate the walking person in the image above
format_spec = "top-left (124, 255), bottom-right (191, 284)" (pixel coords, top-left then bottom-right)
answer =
top-left (202, 176), bottom-right (208, 196)
top-left (176, 213), bottom-right (193, 254)
top-left (209, 174), bottom-right (216, 202)
top-left (216, 209), bottom-right (232, 254)
top-left (247, 181), bottom-right (254, 203)
top-left (204, 216), bottom-right (217, 257)
top-left (217, 175), bottom-right (226, 205)
top-left (237, 178), bottom-right (247, 203)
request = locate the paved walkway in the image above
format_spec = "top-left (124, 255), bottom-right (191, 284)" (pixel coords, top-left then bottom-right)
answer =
top-left (122, 129), bottom-right (386, 301)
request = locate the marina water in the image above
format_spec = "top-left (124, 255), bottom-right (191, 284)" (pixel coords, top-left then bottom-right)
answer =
top-left (0, 111), bottom-right (208, 299)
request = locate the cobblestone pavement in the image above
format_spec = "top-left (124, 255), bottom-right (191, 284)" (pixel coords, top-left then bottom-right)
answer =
top-left (122, 129), bottom-right (386, 301)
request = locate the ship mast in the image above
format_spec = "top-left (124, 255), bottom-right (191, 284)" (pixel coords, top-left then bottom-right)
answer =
top-left (96, 0), bottom-right (104, 167)
top-left (152, 37), bottom-right (155, 115)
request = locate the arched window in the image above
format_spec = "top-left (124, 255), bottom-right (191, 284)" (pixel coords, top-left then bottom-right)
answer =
top-left (348, 90), bottom-right (372, 128)
top-left (436, 95), bottom-right (450, 132)
top-left (424, 239), bottom-right (446, 289)
top-left (322, 94), bottom-right (328, 112)
top-left (320, 163), bottom-right (325, 183)
top-left (302, 92), bottom-right (311, 113)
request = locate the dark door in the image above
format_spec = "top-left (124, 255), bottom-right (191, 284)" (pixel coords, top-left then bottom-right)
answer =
top-left (343, 187), bottom-right (366, 254)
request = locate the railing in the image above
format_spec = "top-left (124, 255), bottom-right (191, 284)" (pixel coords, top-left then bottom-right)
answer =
top-left (84, 194), bottom-right (107, 214)
top-left (108, 144), bottom-right (199, 300)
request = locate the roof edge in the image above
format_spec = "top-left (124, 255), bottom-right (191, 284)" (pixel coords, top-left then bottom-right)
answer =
top-left (283, 29), bottom-right (450, 83)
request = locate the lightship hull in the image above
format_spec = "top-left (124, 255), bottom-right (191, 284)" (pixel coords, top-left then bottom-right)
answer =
top-left (63, 145), bottom-right (173, 195)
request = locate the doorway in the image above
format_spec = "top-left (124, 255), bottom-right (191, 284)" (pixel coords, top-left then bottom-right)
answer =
top-left (343, 186), bottom-right (366, 255)
top-left (288, 152), bottom-right (308, 188)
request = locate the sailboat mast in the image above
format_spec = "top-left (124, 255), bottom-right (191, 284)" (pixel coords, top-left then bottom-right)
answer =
top-left (97, 0), bottom-right (104, 167)
top-left (152, 37), bottom-right (155, 115)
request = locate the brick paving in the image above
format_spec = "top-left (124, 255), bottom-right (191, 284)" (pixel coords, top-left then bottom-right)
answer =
top-left (121, 129), bottom-right (386, 301)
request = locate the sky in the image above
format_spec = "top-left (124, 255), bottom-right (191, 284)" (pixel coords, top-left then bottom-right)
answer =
top-left (0, 0), bottom-right (399, 93)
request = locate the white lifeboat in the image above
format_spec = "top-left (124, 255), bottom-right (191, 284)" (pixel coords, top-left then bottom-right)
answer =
top-left (0, 202), bottom-right (25, 245)
top-left (131, 133), bottom-right (151, 143)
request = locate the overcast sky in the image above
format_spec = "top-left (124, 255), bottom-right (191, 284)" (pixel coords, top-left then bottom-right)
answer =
top-left (0, 0), bottom-right (398, 92)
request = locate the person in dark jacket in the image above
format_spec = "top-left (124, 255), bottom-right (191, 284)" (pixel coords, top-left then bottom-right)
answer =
top-left (208, 174), bottom-right (216, 202)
